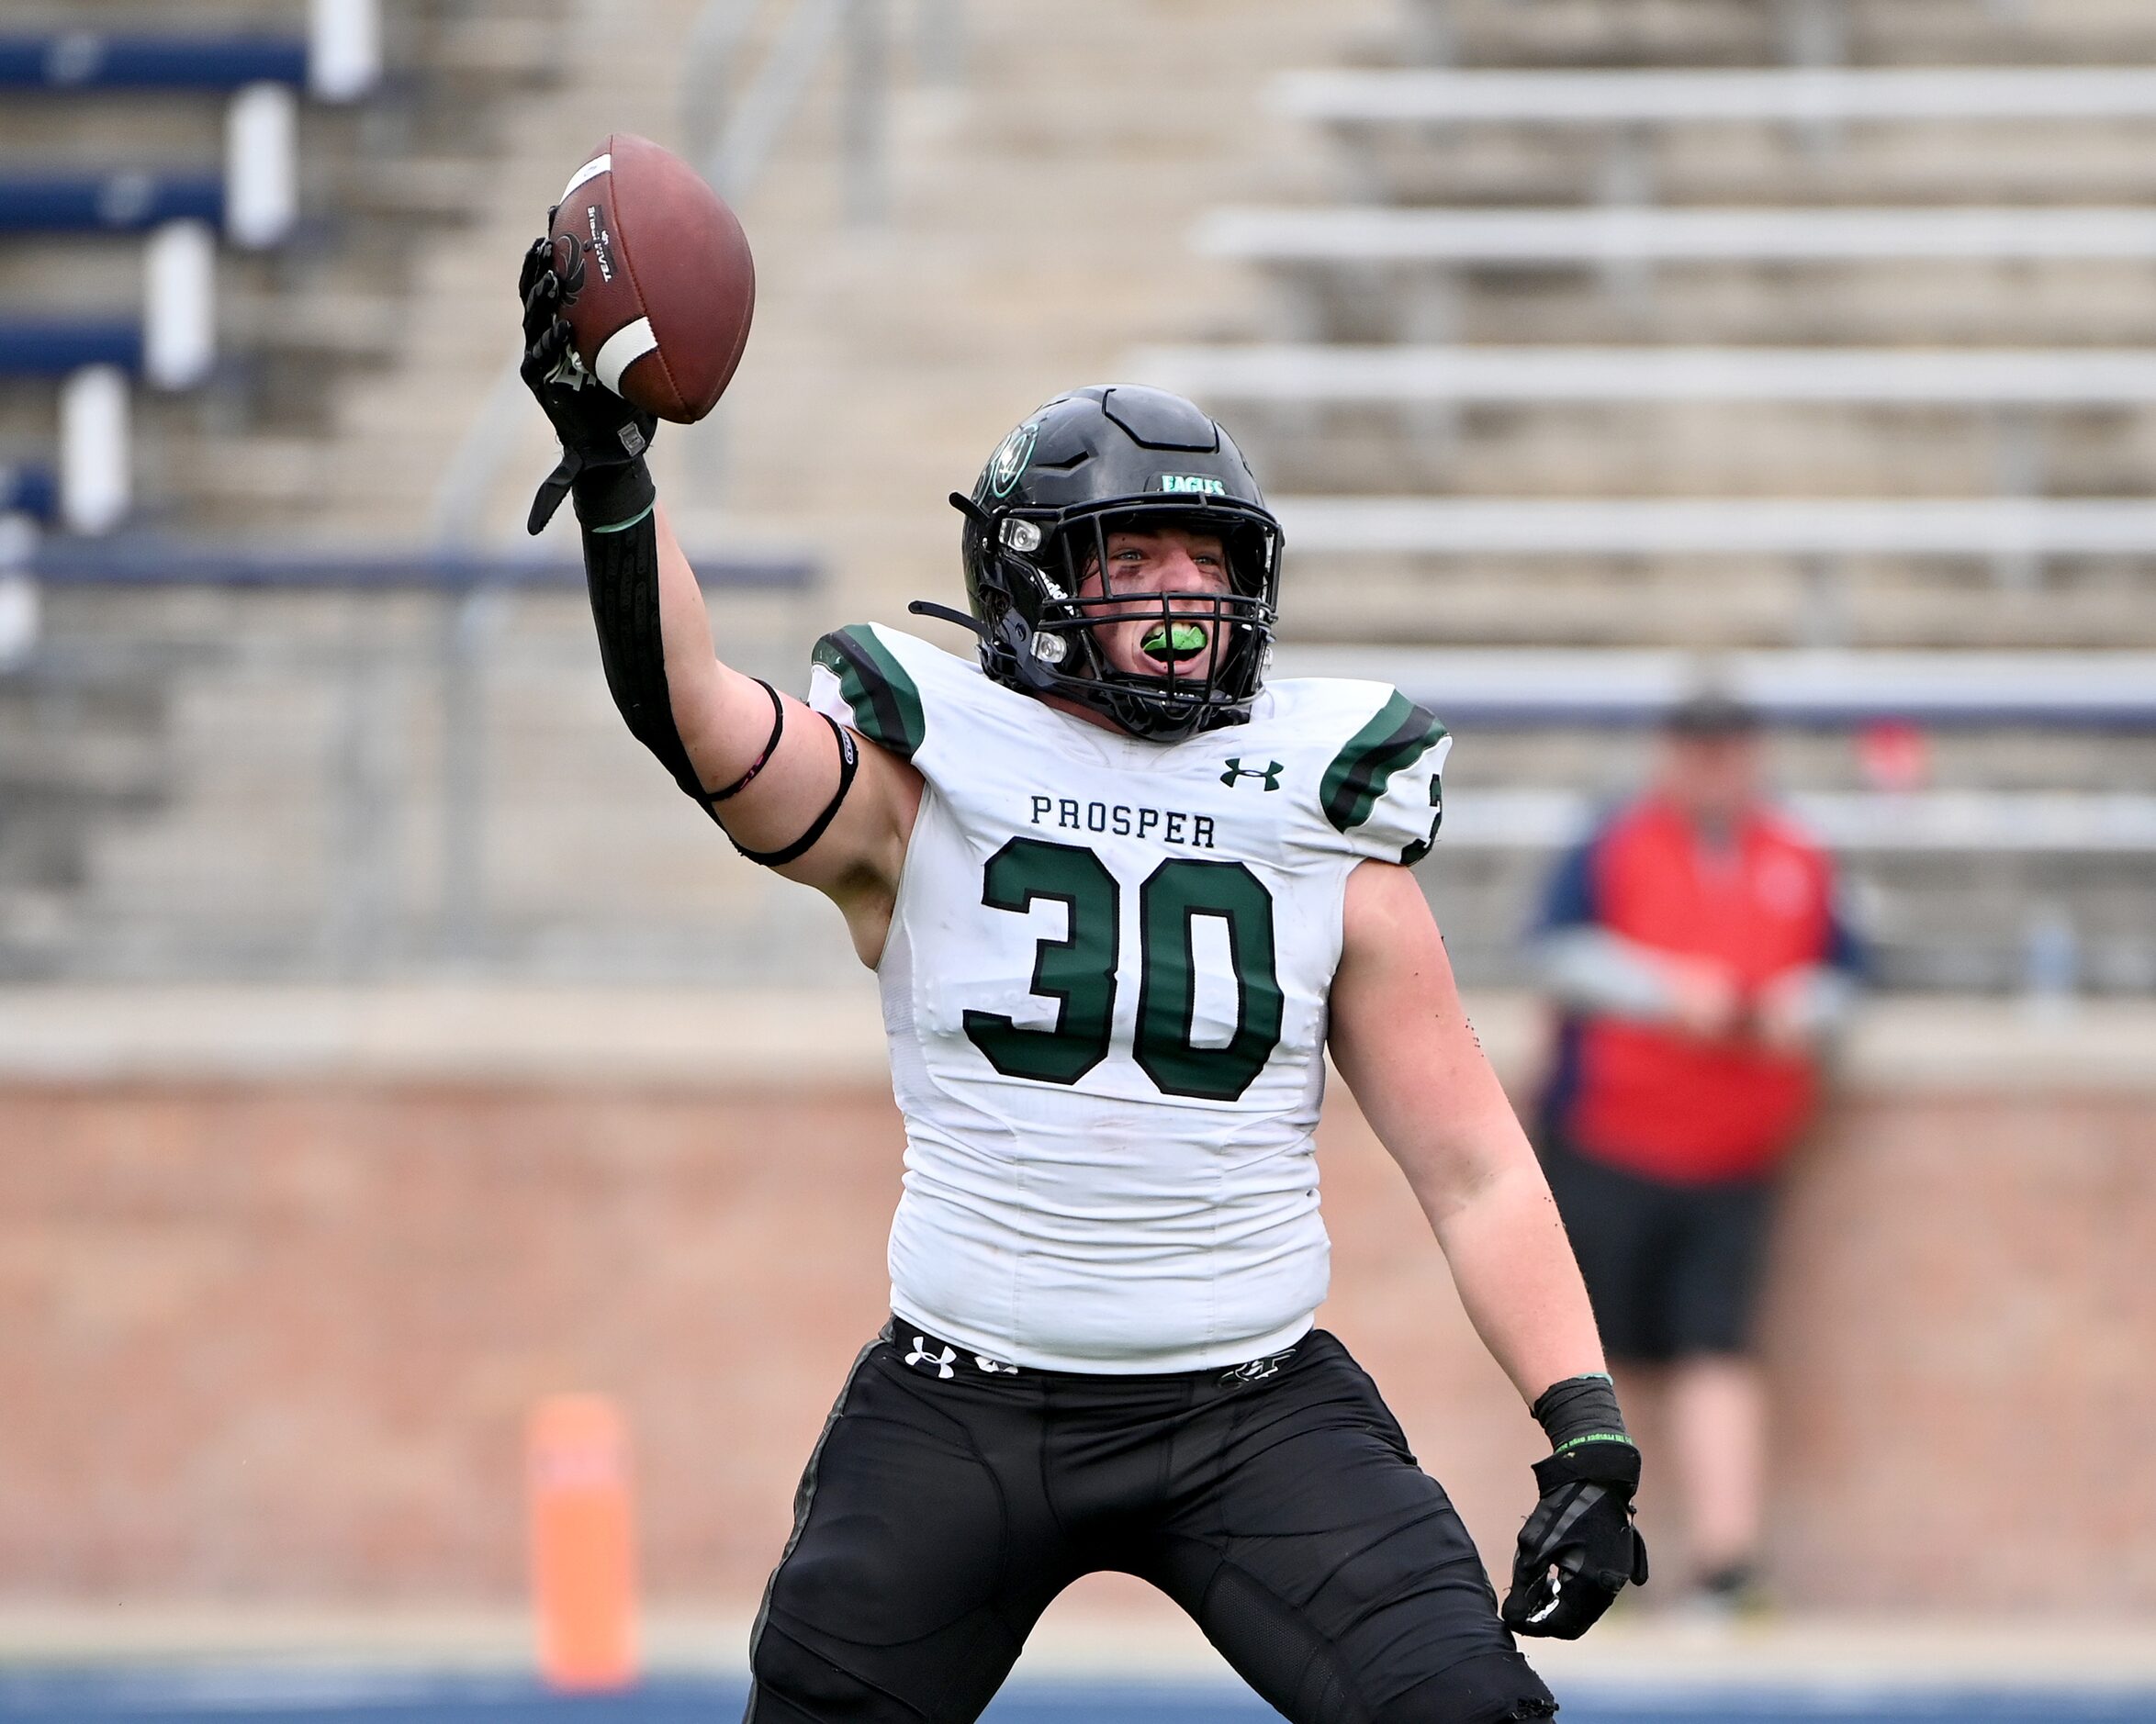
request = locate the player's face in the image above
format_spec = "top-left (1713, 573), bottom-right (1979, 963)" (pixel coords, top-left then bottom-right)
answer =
top-left (1075, 525), bottom-right (1233, 680)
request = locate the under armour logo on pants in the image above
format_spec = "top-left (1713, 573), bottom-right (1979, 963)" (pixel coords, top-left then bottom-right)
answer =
top-left (905, 1338), bottom-right (957, 1379)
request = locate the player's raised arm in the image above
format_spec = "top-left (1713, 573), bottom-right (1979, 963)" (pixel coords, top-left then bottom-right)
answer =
top-left (515, 239), bottom-right (917, 945)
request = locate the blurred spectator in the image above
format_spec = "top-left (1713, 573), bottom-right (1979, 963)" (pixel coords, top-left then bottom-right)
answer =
top-left (1529, 690), bottom-right (1862, 1616)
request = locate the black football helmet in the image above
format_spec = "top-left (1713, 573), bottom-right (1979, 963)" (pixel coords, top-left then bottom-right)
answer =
top-left (936, 385), bottom-right (1283, 742)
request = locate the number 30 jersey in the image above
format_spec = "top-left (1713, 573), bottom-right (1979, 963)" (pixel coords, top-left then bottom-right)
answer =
top-left (808, 624), bottom-right (1449, 1372)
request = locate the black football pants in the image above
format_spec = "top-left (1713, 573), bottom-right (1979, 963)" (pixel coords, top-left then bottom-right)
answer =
top-left (744, 1321), bottom-right (1558, 1723)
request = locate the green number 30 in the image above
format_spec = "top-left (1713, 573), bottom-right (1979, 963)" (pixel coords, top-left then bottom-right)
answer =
top-left (961, 838), bottom-right (1284, 1102)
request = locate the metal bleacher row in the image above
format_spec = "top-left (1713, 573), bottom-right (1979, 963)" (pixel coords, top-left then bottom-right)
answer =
top-left (1132, 344), bottom-right (2156, 581)
top-left (0, 21), bottom-right (343, 533)
top-left (1131, 44), bottom-right (2156, 628)
top-left (1139, 58), bottom-right (2156, 599)
top-left (1128, 4), bottom-right (2156, 992)
top-left (1273, 66), bottom-right (2156, 129)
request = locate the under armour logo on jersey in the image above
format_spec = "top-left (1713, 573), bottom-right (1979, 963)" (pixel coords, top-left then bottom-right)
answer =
top-left (905, 1338), bottom-right (957, 1379)
top-left (1221, 758), bottom-right (1284, 791)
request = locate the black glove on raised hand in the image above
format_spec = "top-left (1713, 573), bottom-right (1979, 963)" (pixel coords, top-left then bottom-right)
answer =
top-left (518, 229), bottom-right (657, 535)
top-left (1500, 1375), bottom-right (1650, 1640)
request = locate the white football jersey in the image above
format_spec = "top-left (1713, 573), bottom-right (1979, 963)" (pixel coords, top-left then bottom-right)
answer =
top-left (807, 625), bottom-right (1449, 1371)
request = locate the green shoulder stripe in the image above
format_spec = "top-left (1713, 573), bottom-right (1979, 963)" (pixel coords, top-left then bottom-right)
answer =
top-left (1320, 690), bottom-right (1448, 835)
top-left (811, 626), bottom-right (926, 760)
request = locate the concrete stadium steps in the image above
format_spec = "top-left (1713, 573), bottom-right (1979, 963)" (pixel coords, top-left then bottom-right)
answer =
top-left (1230, 402), bottom-right (2156, 499)
top-left (1258, 557), bottom-right (2156, 651)
top-left (1424, 843), bottom-right (2156, 992)
top-left (15, 588), bottom-right (850, 984)
top-left (1441, 723), bottom-right (2156, 798)
top-left (1308, 114), bottom-right (2156, 212)
top-left (1401, 0), bottom-right (2156, 71)
top-left (1230, 258), bottom-right (2156, 351)
top-left (1406, 718), bottom-right (2156, 992)
top-left (1156, 5), bottom-right (2156, 660)
top-left (16, 580), bottom-right (2153, 991)
top-left (0, 655), bottom-right (168, 982)
top-left (1276, 67), bottom-right (2156, 210)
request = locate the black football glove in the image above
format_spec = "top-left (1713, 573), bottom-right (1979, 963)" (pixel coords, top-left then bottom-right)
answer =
top-left (1501, 1437), bottom-right (1650, 1640)
top-left (518, 226), bottom-right (657, 534)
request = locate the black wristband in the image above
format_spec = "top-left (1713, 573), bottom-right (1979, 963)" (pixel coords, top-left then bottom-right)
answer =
top-left (572, 456), bottom-right (656, 532)
top-left (1531, 1373), bottom-right (1630, 1454)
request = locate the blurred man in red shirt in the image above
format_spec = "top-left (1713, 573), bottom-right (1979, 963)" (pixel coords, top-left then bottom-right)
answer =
top-left (1533, 691), bottom-right (1861, 1615)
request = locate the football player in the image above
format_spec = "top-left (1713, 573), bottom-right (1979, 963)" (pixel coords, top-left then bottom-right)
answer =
top-left (520, 240), bottom-right (1645, 1724)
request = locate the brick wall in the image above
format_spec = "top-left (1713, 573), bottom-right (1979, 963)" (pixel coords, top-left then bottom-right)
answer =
top-left (1, 1074), bottom-right (2150, 1614)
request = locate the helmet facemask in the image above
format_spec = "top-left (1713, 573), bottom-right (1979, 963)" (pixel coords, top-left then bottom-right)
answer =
top-left (1014, 504), bottom-right (1279, 741)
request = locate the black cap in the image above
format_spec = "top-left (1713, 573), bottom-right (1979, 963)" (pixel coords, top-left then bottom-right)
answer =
top-left (1664, 688), bottom-right (1761, 737)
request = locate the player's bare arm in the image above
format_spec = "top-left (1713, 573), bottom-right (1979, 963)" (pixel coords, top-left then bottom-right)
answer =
top-left (1328, 857), bottom-right (1604, 1397)
top-left (1329, 856), bottom-right (1649, 1638)
top-left (646, 504), bottom-right (919, 947)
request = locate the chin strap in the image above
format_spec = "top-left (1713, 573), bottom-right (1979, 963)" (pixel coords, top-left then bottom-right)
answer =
top-left (906, 599), bottom-right (986, 638)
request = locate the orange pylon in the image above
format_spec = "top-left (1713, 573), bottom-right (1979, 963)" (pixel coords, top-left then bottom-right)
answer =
top-left (527, 1394), bottom-right (639, 1691)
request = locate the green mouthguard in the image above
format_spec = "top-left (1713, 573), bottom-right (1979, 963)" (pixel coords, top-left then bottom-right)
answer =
top-left (1141, 622), bottom-right (1208, 657)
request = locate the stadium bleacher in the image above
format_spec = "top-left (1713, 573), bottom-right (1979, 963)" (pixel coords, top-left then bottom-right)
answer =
top-left (0, 32), bottom-right (309, 93)
top-left (1, 0), bottom-right (2151, 998)
top-left (0, 464), bottom-right (58, 527)
top-left (1196, 205), bottom-right (2156, 267)
top-left (1123, 0), bottom-right (2156, 993)
top-left (3, 169), bottom-right (227, 231)
top-left (1135, 344), bottom-right (2156, 407)
top-left (0, 0), bottom-right (900, 987)
top-left (1274, 66), bottom-right (2156, 129)
top-left (0, 11), bottom-right (348, 534)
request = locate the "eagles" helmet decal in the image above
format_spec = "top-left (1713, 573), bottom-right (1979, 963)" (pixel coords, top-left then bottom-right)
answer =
top-left (946, 385), bottom-right (1285, 743)
top-left (986, 421), bottom-right (1039, 498)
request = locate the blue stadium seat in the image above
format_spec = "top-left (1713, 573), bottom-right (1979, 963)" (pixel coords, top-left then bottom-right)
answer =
top-left (1, 172), bottom-right (224, 233)
top-left (0, 32), bottom-right (307, 92)
top-left (0, 464), bottom-right (59, 524)
top-left (0, 321), bottom-right (143, 377)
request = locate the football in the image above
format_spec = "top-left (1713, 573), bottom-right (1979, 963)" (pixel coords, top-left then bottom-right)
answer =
top-left (546, 133), bottom-right (755, 423)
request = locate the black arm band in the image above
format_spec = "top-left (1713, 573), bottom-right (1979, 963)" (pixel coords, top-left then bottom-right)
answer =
top-left (730, 717), bottom-right (859, 868)
top-left (580, 502), bottom-right (717, 819)
top-left (706, 680), bottom-right (785, 802)
top-left (1531, 1373), bottom-right (1632, 1454)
